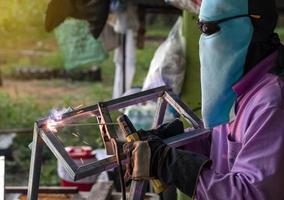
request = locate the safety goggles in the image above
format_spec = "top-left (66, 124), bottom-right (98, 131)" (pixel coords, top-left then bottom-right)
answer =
top-left (197, 14), bottom-right (260, 36)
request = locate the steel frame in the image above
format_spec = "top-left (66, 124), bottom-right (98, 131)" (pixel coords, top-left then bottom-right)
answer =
top-left (0, 156), bottom-right (4, 200)
top-left (27, 86), bottom-right (210, 200)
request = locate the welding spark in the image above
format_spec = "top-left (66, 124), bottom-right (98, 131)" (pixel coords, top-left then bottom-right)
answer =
top-left (45, 107), bottom-right (73, 133)
top-left (49, 107), bottom-right (73, 121)
top-left (45, 119), bottom-right (60, 133)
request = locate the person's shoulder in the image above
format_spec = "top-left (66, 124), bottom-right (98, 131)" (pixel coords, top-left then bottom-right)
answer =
top-left (247, 73), bottom-right (284, 109)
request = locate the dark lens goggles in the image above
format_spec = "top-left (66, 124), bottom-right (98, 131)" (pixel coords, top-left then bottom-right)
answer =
top-left (197, 14), bottom-right (250, 36)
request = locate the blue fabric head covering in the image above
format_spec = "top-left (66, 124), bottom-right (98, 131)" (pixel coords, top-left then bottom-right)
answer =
top-left (199, 0), bottom-right (253, 128)
top-left (199, 0), bottom-right (249, 21)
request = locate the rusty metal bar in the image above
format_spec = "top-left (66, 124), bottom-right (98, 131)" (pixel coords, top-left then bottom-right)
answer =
top-left (97, 103), bottom-right (119, 155)
top-left (96, 116), bottom-right (115, 156)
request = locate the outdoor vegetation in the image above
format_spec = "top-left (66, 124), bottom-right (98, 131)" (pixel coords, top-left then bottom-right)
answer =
top-left (0, 1), bottom-right (173, 186)
top-left (0, 1), bottom-right (284, 187)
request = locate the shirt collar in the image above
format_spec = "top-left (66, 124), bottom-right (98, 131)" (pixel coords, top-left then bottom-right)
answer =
top-left (233, 50), bottom-right (279, 96)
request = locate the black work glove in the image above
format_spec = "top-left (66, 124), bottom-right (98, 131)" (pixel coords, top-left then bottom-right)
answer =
top-left (137, 118), bottom-right (185, 140)
top-left (45, 0), bottom-right (110, 38)
top-left (124, 137), bottom-right (211, 197)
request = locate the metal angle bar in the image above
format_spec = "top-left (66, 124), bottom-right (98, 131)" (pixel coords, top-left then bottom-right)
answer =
top-left (99, 86), bottom-right (167, 114)
top-left (163, 91), bottom-right (203, 128)
top-left (75, 155), bottom-right (121, 181)
top-left (36, 109), bottom-right (97, 128)
top-left (105, 91), bottom-right (164, 112)
top-left (60, 123), bottom-right (119, 127)
top-left (6, 186), bottom-right (79, 194)
top-left (37, 86), bottom-right (167, 127)
top-left (163, 129), bottom-right (211, 148)
top-left (27, 124), bottom-right (44, 200)
top-left (152, 97), bottom-right (168, 128)
top-left (96, 116), bottom-right (115, 156)
top-left (97, 103), bottom-right (119, 141)
top-left (39, 130), bottom-right (78, 179)
top-left (97, 103), bottom-right (118, 155)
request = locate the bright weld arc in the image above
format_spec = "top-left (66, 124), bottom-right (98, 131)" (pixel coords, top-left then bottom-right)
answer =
top-left (45, 119), bottom-right (64, 133)
top-left (46, 121), bottom-right (119, 133)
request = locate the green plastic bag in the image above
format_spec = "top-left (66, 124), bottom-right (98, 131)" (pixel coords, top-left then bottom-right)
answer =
top-left (55, 19), bottom-right (108, 70)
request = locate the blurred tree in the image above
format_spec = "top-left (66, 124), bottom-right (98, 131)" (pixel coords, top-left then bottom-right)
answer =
top-left (0, 0), bottom-right (50, 48)
top-left (0, 69), bottom-right (2, 86)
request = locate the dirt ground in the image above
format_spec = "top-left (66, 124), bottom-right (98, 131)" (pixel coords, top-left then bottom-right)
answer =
top-left (0, 78), bottom-right (108, 107)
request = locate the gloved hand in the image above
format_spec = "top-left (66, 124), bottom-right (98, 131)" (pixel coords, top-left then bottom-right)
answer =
top-left (137, 118), bottom-right (185, 140)
top-left (45, 0), bottom-right (110, 38)
top-left (123, 137), bottom-right (211, 197)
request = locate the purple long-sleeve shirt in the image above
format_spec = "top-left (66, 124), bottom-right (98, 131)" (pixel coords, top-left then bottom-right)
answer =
top-left (195, 51), bottom-right (284, 199)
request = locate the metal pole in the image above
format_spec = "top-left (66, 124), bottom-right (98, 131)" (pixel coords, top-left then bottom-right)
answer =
top-left (0, 156), bottom-right (5, 200)
top-left (122, 34), bottom-right (127, 94)
top-left (27, 124), bottom-right (44, 200)
top-left (129, 180), bottom-right (147, 200)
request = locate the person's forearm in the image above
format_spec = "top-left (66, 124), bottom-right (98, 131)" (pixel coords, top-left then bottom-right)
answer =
top-left (155, 148), bottom-right (210, 198)
top-left (181, 129), bottom-right (211, 157)
top-left (196, 169), bottom-right (266, 200)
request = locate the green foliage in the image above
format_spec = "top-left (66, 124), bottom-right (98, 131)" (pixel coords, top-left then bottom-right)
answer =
top-left (277, 28), bottom-right (284, 40)
top-left (0, 12), bottom-right (167, 185)
top-left (40, 158), bottom-right (60, 186)
top-left (0, 92), bottom-right (45, 128)
top-left (39, 52), bottom-right (65, 69)
top-left (147, 25), bottom-right (172, 38)
top-left (0, 0), bottom-right (50, 48)
top-left (0, 92), bottom-right (46, 185)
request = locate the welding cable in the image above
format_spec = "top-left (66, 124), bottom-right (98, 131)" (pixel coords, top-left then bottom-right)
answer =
top-left (111, 138), bottom-right (127, 200)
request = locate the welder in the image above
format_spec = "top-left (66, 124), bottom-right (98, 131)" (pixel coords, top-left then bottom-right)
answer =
top-left (124, 0), bottom-right (284, 199)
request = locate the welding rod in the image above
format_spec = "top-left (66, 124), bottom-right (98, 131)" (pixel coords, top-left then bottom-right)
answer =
top-left (61, 123), bottom-right (119, 127)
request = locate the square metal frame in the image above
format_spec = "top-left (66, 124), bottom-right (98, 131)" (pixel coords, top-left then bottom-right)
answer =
top-left (27, 86), bottom-right (210, 200)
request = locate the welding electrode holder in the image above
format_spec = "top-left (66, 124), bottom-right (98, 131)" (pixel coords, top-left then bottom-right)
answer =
top-left (117, 114), bottom-right (168, 194)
